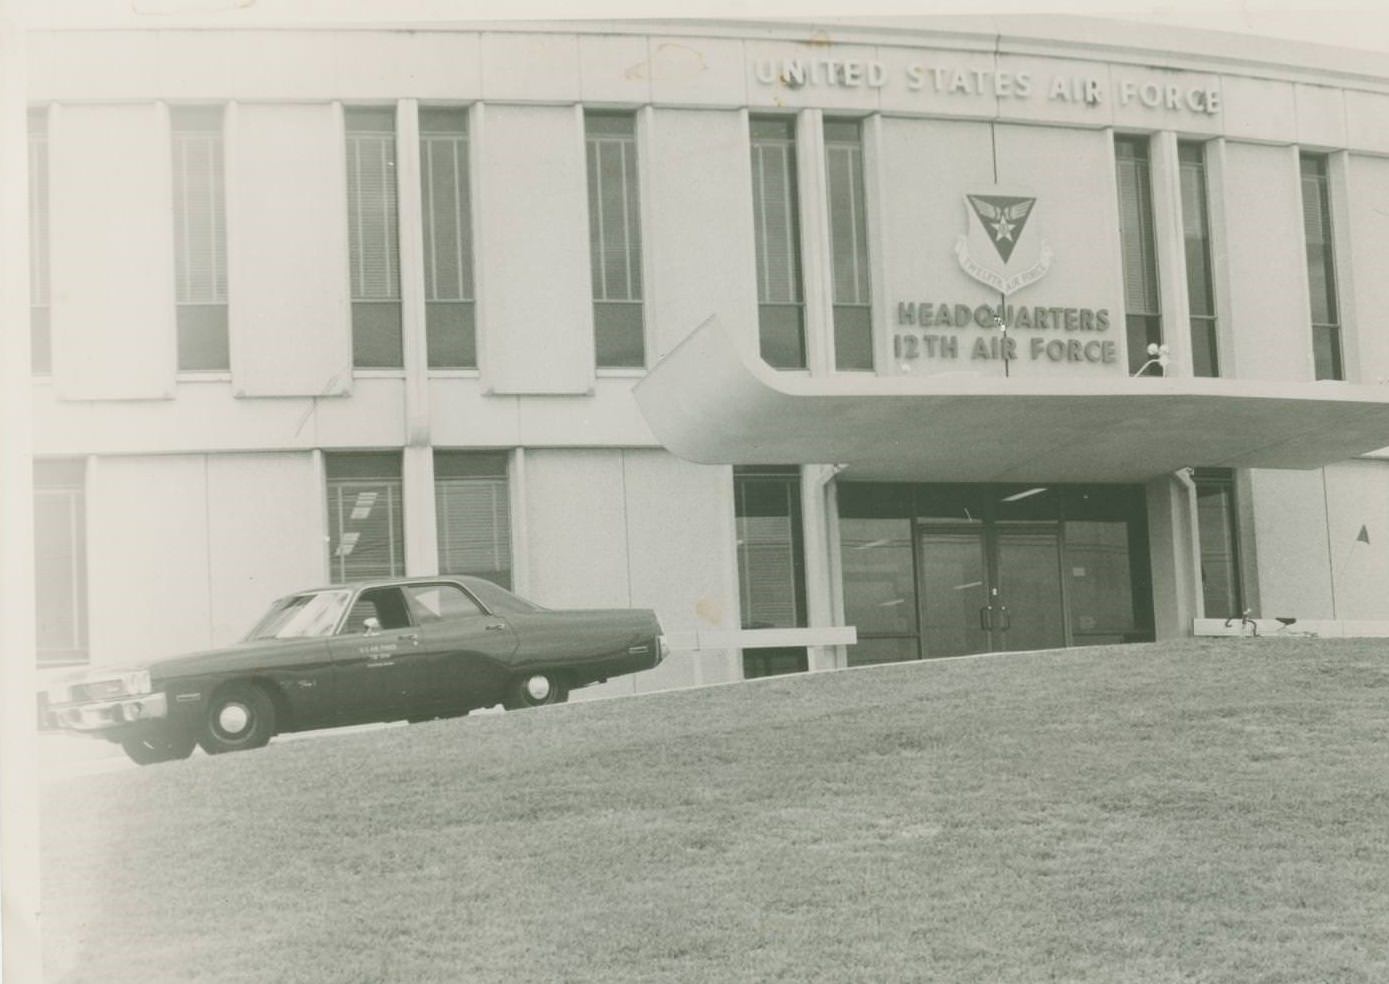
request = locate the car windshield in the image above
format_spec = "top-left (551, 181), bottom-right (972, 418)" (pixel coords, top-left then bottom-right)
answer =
top-left (245, 590), bottom-right (352, 640)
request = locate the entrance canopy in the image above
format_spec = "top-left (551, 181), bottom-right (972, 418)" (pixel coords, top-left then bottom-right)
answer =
top-left (633, 318), bottom-right (1389, 483)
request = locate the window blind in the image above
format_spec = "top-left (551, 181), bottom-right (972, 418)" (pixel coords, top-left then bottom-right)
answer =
top-left (171, 109), bottom-right (227, 305)
top-left (420, 109), bottom-right (473, 304)
top-left (325, 452), bottom-right (404, 583)
top-left (28, 111), bottom-right (50, 374)
top-left (750, 121), bottom-right (803, 306)
top-left (734, 470), bottom-right (806, 630)
top-left (586, 113), bottom-right (645, 368)
top-left (1179, 142), bottom-right (1219, 377)
top-left (1115, 138), bottom-right (1160, 316)
top-left (434, 451), bottom-right (511, 588)
top-left (34, 460), bottom-right (87, 666)
top-left (345, 109), bottom-right (400, 302)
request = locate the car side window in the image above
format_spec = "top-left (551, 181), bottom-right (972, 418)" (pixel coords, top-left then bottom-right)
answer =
top-left (403, 583), bottom-right (484, 624)
top-left (342, 587), bottom-right (413, 633)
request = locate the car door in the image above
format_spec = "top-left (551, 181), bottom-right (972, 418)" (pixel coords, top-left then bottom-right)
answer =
top-left (327, 586), bottom-right (428, 725)
top-left (400, 582), bottom-right (519, 713)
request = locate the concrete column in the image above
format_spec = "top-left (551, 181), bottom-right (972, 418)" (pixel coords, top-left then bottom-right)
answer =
top-left (800, 464), bottom-right (837, 671)
top-left (1145, 473), bottom-right (1199, 639)
top-left (0, 11), bottom-right (41, 977)
top-left (861, 113), bottom-right (890, 375)
top-left (401, 445), bottom-right (438, 577)
top-left (395, 98), bottom-right (431, 444)
top-left (796, 108), bottom-right (832, 376)
top-left (1149, 130), bottom-right (1193, 378)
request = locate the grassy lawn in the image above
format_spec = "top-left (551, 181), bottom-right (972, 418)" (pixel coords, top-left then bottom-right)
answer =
top-left (40, 638), bottom-right (1389, 983)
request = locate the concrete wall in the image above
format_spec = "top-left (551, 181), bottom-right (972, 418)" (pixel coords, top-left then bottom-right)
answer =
top-left (1247, 468), bottom-right (1335, 619)
top-left (522, 449), bottom-right (738, 697)
top-left (85, 452), bottom-right (325, 665)
top-left (1322, 460), bottom-right (1389, 619)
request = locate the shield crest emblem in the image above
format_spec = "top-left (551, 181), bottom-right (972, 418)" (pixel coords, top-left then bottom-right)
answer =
top-left (955, 188), bottom-right (1053, 295)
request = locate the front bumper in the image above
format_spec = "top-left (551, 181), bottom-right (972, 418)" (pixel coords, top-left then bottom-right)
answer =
top-left (48, 692), bottom-right (169, 733)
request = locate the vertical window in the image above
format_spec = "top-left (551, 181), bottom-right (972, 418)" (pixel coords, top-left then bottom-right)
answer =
top-left (750, 117), bottom-right (806, 370)
top-left (1301, 154), bottom-right (1342, 381)
top-left (734, 467), bottom-right (807, 679)
top-left (825, 119), bottom-right (873, 371)
top-left (1193, 469), bottom-right (1244, 620)
top-left (585, 112), bottom-right (645, 369)
top-left (325, 452), bottom-right (404, 582)
top-left (419, 107), bottom-right (475, 369)
top-left (1179, 142), bottom-right (1219, 378)
top-left (1115, 135), bottom-right (1162, 375)
top-left (34, 459), bottom-right (88, 667)
top-left (345, 107), bottom-right (402, 369)
top-left (171, 106), bottom-right (229, 372)
top-left (29, 109), bottom-right (50, 374)
top-left (434, 451), bottom-right (512, 589)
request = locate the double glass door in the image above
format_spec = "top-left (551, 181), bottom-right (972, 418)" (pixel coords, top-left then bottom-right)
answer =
top-left (916, 522), bottom-right (1066, 659)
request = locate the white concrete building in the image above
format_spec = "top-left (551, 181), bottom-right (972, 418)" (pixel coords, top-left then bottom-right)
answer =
top-left (24, 16), bottom-right (1389, 694)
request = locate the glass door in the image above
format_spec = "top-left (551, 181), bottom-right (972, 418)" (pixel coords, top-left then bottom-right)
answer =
top-left (916, 524), bottom-right (990, 659)
top-left (993, 524), bottom-right (1066, 652)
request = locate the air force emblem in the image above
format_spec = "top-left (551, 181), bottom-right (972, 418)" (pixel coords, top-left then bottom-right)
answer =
top-left (955, 190), bottom-right (1053, 295)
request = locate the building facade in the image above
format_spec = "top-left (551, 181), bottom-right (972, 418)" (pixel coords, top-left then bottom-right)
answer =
top-left (25, 18), bottom-right (1389, 695)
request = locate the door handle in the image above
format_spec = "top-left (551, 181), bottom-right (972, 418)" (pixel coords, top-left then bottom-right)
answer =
top-left (402, 633), bottom-right (420, 646)
top-left (484, 623), bottom-right (506, 632)
top-left (979, 606), bottom-right (992, 631)
top-left (996, 607), bottom-right (1011, 632)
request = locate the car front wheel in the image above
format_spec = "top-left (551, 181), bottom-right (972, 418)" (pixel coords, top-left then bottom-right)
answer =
top-left (121, 730), bottom-right (197, 766)
top-left (199, 683), bottom-right (276, 755)
top-left (503, 672), bottom-right (569, 710)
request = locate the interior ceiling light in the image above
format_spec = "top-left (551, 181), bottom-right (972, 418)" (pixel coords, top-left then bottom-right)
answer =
top-left (1001, 487), bottom-right (1049, 503)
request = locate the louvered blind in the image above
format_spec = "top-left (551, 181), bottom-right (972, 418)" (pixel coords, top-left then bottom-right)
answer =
top-left (586, 115), bottom-right (643, 303)
top-left (34, 461), bottom-right (87, 666)
top-left (1300, 155), bottom-right (1338, 327)
top-left (1115, 137), bottom-right (1160, 316)
top-left (436, 478), bottom-right (512, 588)
top-left (171, 109), bottom-right (227, 304)
top-left (420, 109), bottom-right (473, 303)
top-left (346, 109), bottom-right (401, 302)
top-left (734, 471), bottom-right (805, 630)
top-left (750, 120), bottom-right (804, 306)
top-left (825, 123), bottom-right (870, 306)
top-left (326, 453), bottom-right (405, 582)
top-left (28, 112), bottom-right (48, 307)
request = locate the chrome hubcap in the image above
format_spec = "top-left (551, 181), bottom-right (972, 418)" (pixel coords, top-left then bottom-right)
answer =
top-left (218, 703), bottom-right (251, 735)
top-left (524, 675), bottom-right (552, 702)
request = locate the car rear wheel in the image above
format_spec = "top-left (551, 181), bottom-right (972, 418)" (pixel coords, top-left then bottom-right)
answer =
top-left (121, 730), bottom-right (197, 766)
top-left (503, 672), bottom-right (569, 710)
top-left (199, 683), bottom-right (276, 755)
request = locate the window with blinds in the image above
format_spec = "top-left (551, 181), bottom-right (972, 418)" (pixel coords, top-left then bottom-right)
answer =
top-left (34, 459), bottom-right (88, 667)
top-left (29, 109), bottom-right (50, 375)
top-left (171, 106), bottom-right (229, 372)
top-left (419, 107), bottom-right (476, 369)
top-left (734, 467), bottom-right (808, 679)
top-left (750, 117), bottom-right (807, 370)
top-left (345, 107), bottom-right (403, 368)
top-left (1179, 142), bottom-right (1219, 377)
top-left (586, 112), bottom-right (645, 369)
top-left (1300, 154), bottom-right (1342, 381)
top-left (325, 452), bottom-right (405, 582)
top-left (1193, 469), bottom-right (1244, 619)
top-left (1115, 136), bottom-right (1163, 375)
top-left (825, 119), bottom-right (873, 371)
top-left (434, 451), bottom-right (512, 589)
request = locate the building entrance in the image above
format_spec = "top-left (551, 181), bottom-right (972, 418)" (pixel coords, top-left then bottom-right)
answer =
top-left (839, 483), bottom-right (1153, 666)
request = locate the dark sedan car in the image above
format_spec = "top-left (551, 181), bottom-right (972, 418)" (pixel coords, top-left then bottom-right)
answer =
top-left (44, 576), bottom-right (667, 765)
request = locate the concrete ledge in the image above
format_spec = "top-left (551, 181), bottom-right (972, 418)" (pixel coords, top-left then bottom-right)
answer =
top-left (1194, 618), bottom-right (1389, 638)
top-left (665, 627), bottom-right (858, 651)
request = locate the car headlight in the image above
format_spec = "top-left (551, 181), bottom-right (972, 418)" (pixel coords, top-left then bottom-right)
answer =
top-left (119, 669), bottom-right (152, 696)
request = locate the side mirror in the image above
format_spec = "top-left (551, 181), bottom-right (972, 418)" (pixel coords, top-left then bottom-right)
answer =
top-left (362, 617), bottom-right (381, 635)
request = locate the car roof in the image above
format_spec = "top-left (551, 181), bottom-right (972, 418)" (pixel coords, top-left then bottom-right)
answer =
top-left (286, 574), bottom-right (504, 597)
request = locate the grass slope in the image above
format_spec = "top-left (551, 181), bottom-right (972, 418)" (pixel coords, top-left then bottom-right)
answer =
top-left (40, 639), bottom-right (1389, 984)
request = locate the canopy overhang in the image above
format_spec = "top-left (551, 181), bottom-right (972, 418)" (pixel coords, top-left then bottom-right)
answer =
top-left (633, 318), bottom-right (1389, 483)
